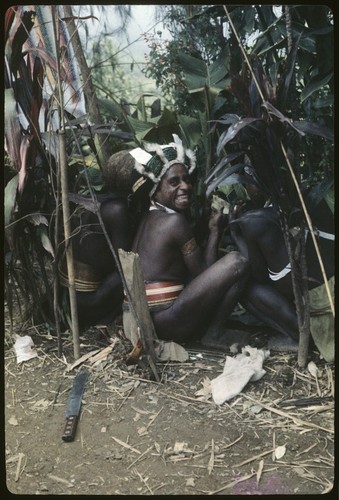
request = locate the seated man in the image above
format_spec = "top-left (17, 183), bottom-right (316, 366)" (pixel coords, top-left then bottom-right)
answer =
top-left (127, 141), bottom-right (249, 349)
top-left (229, 183), bottom-right (334, 361)
top-left (59, 150), bottom-right (153, 326)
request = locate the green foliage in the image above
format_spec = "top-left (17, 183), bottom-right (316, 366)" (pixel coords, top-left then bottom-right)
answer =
top-left (144, 5), bottom-right (333, 189)
top-left (4, 4), bottom-right (334, 328)
top-left (87, 37), bottom-right (137, 105)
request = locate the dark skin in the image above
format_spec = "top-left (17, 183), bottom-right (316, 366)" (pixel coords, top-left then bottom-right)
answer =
top-left (70, 196), bottom-right (134, 326)
top-left (228, 192), bottom-right (334, 344)
top-left (132, 163), bottom-right (249, 345)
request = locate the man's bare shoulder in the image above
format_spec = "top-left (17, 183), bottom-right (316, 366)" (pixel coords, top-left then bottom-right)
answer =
top-left (152, 210), bottom-right (191, 228)
top-left (100, 198), bottom-right (128, 222)
top-left (148, 210), bottom-right (194, 243)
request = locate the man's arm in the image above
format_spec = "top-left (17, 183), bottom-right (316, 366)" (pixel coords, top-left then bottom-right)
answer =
top-left (101, 200), bottom-right (131, 252)
top-left (203, 207), bottom-right (224, 266)
top-left (171, 210), bottom-right (223, 278)
top-left (228, 202), bottom-right (249, 259)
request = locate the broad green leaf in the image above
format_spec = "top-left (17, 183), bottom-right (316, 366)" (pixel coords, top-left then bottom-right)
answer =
top-left (70, 152), bottom-right (100, 169)
top-left (5, 88), bottom-right (22, 169)
top-left (98, 97), bottom-right (126, 121)
top-left (5, 175), bottom-right (19, 251)
top-left (301, 72), bottom-right (333, 103)
top-left (78, 166), bottom-right (104, 192)
top-left (37, 226), bottom-right (55, 258)
top-left (293, 121), bottom-right (333, 141)
top-left (156, 108), bottom-right (179, 128)
top-left (125, 115), bottom-right (156, 142)
top-left (178, 47), bottom-right (230, 93)
top-left (177, 114), bottom-right (202, 149)
top-left (136, 95), bottom-right (147, 122)
top-left (26, 214), bottom-right (49, 226)
top-left (5, 175), bottom-right (18, 227)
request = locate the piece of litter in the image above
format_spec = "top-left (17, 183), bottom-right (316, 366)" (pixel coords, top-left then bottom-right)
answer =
top-left (13, 335), bottom-right (38, 363)
top-left (211, 346), bottom-right (270, 405)
top-left (186, 477), bottom-right (195, 487)
top-left (274, 444), bottom-right (286, 460)
top-left (8, 416), bottom-right (19, 426)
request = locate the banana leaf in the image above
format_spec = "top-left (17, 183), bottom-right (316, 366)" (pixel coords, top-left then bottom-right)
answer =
top-left (177, 114), bottom-right (202, 150)
top-left (177, 47), bottom-right (230, 94)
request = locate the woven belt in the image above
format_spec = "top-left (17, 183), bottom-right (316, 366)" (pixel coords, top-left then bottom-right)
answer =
top-left (124, 281), bottom-right (184, 306)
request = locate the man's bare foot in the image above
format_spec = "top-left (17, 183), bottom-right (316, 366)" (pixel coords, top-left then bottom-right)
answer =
top-left (200, 329), bottom-right (250, 352)
top-left (268, 333), bottom-right (299, 353)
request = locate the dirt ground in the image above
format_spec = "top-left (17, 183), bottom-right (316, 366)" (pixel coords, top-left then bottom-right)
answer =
top-left (4, 312), bottom-right (335, 496)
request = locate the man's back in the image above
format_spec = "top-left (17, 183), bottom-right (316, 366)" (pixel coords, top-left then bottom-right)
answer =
top-left (71, 198), bottom-right (131, 276)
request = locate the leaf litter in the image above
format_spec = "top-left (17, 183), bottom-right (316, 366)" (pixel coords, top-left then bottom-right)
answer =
top-left (5, 319), bottom-right (335, 495)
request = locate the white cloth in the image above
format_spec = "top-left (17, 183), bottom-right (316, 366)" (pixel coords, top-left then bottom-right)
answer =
top-left (211, 346), bottom-right (270, 405)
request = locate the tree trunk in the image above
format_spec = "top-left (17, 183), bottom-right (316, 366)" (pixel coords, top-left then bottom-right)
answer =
top-left (63, 5), bottom-right (111, 166)
top-left (281, 214), bottom-right (310, 368)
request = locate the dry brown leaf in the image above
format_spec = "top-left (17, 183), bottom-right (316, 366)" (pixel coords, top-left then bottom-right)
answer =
top-left (307, 361), bottom-right (319, 378)
top-left (173, 442), bottom-right (188, 454)
top-left (66, 349), bottom-right (101, 372)
top-left (186, 477), bottom-right (195, 487)
top-left (256, 459), bottom-right (264, 484)
top-left (29, 399), bottom-right (50, 410)
top-left (111, 436), bottom-right (140, 454)
top-left (274, 444), bottom-right (286, 460)
top-left (194, 377), bottom-right (211, 401)
top-left (137, 426), bottom-right (148, 436)
top-left (8, 416), bottom-right (19, 426)
top-left (208, 439), bottom-right (215, 475)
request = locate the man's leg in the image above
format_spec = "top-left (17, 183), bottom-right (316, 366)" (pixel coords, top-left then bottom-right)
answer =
top-left (76, 271), bottom-right (124, 326)
top-left (241, 282), bottom-right (300, 351)
top-left (151, 251), bottom-right (249, 342)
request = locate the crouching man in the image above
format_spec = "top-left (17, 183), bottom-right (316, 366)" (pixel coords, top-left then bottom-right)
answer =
top-left (59, 150), bottom-right (153, 326)
top-left (127, 142), bottom-right (249, 349)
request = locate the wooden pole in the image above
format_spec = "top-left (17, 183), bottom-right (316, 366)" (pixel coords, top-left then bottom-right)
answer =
top-left (119, 250), bottom-right (160, 381)
top-left (52, 6), bottom-right (81, 359)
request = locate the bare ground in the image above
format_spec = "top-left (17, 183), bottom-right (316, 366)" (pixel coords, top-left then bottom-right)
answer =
top-left (4, 313), bottom-right (335, 496)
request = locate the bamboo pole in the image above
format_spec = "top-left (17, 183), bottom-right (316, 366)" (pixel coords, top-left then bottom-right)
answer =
top-left (52, 6), bottom-right (81, 359)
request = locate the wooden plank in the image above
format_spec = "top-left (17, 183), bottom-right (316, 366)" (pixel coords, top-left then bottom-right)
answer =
top-left (118, 249), bottom-right (160, 381)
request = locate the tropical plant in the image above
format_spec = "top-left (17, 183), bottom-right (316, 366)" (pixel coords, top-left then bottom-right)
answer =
top-left (5, 5), bottom-right (86, 328)
top-left (203, 5), bottom-right (333, 366)
top-left (4, 5), bottom-right (333, 365)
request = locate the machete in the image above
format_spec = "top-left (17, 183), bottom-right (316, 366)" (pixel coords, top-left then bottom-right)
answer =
top-left (62, 369), bottom-right (89, 442)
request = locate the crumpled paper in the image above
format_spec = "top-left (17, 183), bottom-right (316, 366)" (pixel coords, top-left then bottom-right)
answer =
top-left (13, 335), bottom-right (38, 363)
top-left (211, 346), bottom-right (270, 405)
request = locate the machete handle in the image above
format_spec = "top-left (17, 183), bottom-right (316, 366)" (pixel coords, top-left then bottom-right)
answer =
top-left (62, 415), bottom-right (79, 442)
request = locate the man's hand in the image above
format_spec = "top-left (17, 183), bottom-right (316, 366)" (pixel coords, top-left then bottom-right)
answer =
top-left (228, 200), bottom-right (247, 223)
top-left (208, 207), bottom-right (226, 233)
